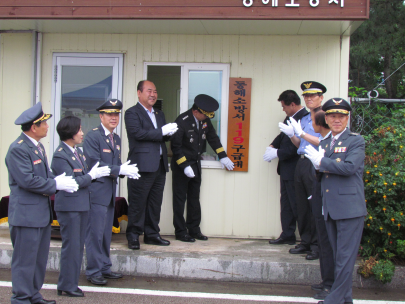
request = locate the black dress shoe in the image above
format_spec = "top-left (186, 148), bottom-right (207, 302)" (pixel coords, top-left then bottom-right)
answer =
top-left (176, 234), bottom-right (195, 242)
top-left (128, 239), bottom-right (140, 250)
top-left (314, 288), bottom-right (330, 299)
top-left (144, 235), bottom-right (170, 246)
top-left (87, 275), bottom-right (107, 285)
top-left (289, 244), bottom-right (310, 254)
top-left (311, 282), bottom-right (324, 291)
top-left (306, 251), bottom-right (320, 260)
top-left (269, 237), bottom-right (296, 245)
top-left (33, 300), bottom-right (56, 304)
top-left (57, 288), bottom-right (84, 297)
top-left (317, 302), bottom-right (324, 304)
top-left (190, 232), bottom-right (208, 241)
top-left (103, 271), bottom-right (123, 279)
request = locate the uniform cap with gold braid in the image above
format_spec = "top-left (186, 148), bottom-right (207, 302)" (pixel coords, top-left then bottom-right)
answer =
top-left (96, 99), bottom-right (123, 113)
top-left (322, 98), bottom-right (352, 115)
top-left (300, 81), bottom-right (327, 95)
top-left (194, 94), bottom-right (219, 119)
top-left (14, 102), bottom-right (52, 125)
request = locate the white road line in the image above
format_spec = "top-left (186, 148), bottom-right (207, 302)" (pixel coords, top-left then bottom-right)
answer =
top-left (0, 281), bottom-right (403, 304)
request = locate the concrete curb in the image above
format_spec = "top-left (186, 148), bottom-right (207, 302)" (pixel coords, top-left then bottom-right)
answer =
top-left (0, 243), bottom-right (404, 289)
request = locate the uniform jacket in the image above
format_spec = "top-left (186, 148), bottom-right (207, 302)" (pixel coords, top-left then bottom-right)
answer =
top-left (83, 124), bottom-right (123, 206)
top-left (271, 108), bottom-right (309, 180)
top-left (171, 109), bottom-right (227, 171)
top-left (51, 143), bottom-right (92, 212)
top-left (319, 128), bottom-right (367, 220)
top-left (5, 133), bottom-right (56, 227)
top-left (125, 102), bottom-right (170, 172)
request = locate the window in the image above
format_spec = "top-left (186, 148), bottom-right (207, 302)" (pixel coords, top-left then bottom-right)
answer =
top-left (145, 62), bottom-right (230, 169)
top-left (51, 53), bottom-right (123, 153)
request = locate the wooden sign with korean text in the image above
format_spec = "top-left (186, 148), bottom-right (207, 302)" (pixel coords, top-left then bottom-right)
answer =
top-left (227, 78), bottom-right (251, 172)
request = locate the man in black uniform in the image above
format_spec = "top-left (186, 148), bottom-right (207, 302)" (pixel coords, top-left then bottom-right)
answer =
top-left (171, 94), bottom-right (234, 242)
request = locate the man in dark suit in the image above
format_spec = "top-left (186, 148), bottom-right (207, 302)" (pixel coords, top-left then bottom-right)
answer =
top-left (84, 99), bottom-right (139, 285)
top-left (124, 80), bottom-right (178, 250)
top-left (265, 90), bottom-right (308, 245)
top-left (5, 102), bottom-right (78, 304)
top-left (305, 98), bottom-right (367, 304)
top-left (171, 94), bottom-right (234, 242)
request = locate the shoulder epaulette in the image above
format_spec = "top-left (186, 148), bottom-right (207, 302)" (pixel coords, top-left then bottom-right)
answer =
top-left (182, 115), bottom-right (189, 120)
top-left (93, 128), bottom-right (98, 131)
top-left (17, 140), bottom-right (23, 144)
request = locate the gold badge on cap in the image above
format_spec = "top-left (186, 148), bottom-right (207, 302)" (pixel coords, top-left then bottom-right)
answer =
top-left (336, 158), bottom-right (341, 163)
top-left (110, 100), bottom-right (117, 106)
top-left (332, 98), bottom-right (342, 104)
top-left (303, 82), bottom-right (312, 89)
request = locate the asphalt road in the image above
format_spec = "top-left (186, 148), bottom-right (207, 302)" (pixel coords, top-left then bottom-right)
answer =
top-left (0, 269), bottom-right (403, 304)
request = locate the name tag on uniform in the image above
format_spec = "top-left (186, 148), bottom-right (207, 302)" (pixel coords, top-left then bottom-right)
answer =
top-left (33, 159), bottom-right (42, 165)
top-left (73, 169), bottom-right (82, 172)
top-left (334, 147), bottom-right (347, 153)
top-left (103, 149), bottom-right (111, 153)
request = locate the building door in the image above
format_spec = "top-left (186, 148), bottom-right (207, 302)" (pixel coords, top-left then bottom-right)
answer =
top-left (52, 53), bottom-right (123, 153)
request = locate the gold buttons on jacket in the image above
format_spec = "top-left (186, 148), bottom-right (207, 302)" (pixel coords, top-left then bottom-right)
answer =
top-left (326, 189), bottom-right (329, 192)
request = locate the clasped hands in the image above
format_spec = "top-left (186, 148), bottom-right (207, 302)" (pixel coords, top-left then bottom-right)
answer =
top-left (119, 160), bottom-right (141, 179)
top-left (304, 145), bottom-right (325, 170)
top-left (278, 117), bottom-right (304, 138)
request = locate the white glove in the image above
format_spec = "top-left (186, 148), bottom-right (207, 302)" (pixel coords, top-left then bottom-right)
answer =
top-left (263, 147), bottom-right (278, 162)
top-left (278, 121), bottom-right (295, 138)
top-left (55, 172), bottom-right (79, 193)
top-left (184, 166), bottom-right (195, 178)
top-left (304, 145), bottom-right (325, 170)
top-left (162, 123), bottom-right (178, 136)
top-left (220, 157), bottom-right (235, 171)
top-left (88, 161), bottom-right (111, 180)
top-left (289, 117), bottom-right (304, 137)
top-left (119, 160), bottom-right (141, 179)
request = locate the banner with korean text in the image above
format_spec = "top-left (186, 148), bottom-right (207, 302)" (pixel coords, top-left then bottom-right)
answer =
top-left (227, 78), bottom-right (251, 172)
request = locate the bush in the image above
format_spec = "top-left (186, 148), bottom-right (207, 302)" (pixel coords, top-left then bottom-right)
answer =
top-left (359, 106), bottom-right (405, 263)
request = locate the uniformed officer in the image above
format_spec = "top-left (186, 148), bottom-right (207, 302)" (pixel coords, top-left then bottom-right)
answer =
top-left (52, 116), bottom-right (111, 297)
top-left (171, 94), bottom-right (234, 242)
top-left (5, 102), bottom-right (78, 304)
top-left (304, 98), bottom-right (367, 304)
top-left (83, 99), bottom-right (140, 286)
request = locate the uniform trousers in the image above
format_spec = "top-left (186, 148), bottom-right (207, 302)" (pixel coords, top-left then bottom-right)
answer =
top-left (294, 157), bottom-right (318, 251)
top-left (9, 224), bottom-right (51, 304)
top-left (85, 199), bottom-right (114, 278)
top-left (279, 179), bottom-right (297, 240)
top-left (312, 179), bottom-right (334, 289)
top-left (324, 215), bottom-right (364, 304)
top-left (172, 162), bottom-right (202, 237)
top-left (57, 210), bottom-right (88, 291)
top-left (126, 158), bottom-right (166, 241)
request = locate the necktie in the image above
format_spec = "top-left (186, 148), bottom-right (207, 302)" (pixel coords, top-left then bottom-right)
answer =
top-left (37, 143), bottom-right (44, 157)
top-left (109, 133), bottom-right (114, 146)
top-left (330, 137), bottom-right (337, 150)
top-left (74, 149), bottom-right (84, 168)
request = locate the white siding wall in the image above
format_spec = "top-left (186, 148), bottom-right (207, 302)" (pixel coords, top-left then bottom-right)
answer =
top-left (1, 33), bottom-right (350, 238)
top-left (0, 33), bottom-right (33, 198)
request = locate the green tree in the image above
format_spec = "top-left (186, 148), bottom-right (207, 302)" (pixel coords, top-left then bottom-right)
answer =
top-left (349, 0), bottom-right (405, 98)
